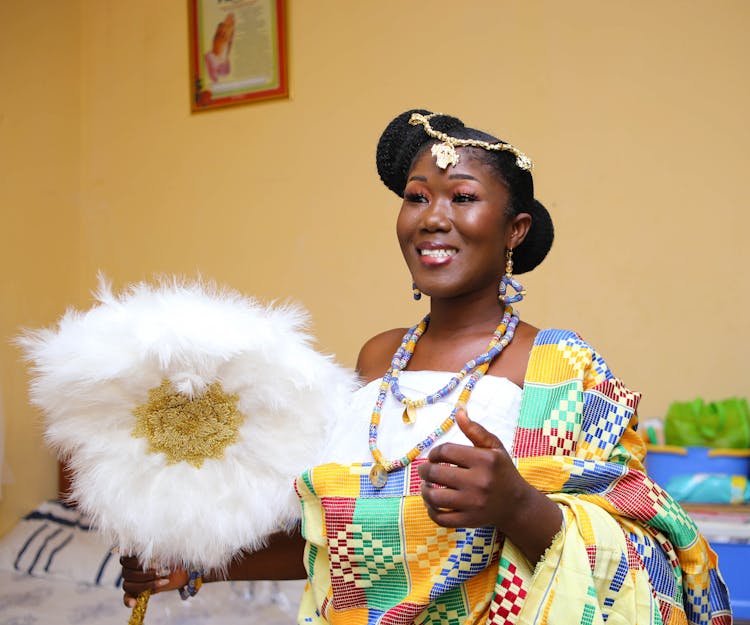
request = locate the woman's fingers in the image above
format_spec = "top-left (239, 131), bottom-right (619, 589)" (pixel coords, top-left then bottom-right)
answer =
top-left (425, 408), bottom-right (508, 470)
top-left (120, 556), bottom-right (186, 607)
top-left (418, 410), bottom-right (520, 529)
top-left (421, 446), bottom-right (504, 488)
top-left (455, 407), bottom-right (502, 449)
top-left (420, 465), bottom-right (495, 510)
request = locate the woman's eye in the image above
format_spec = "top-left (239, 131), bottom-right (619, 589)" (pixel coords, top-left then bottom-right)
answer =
top-left (404, 192), bottom-right (428, 203)
top-left (453, 192), bottom-right (479, 203)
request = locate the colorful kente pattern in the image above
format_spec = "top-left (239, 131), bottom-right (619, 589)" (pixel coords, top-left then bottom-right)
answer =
top-left (295, 329), bottom-right (732, 625)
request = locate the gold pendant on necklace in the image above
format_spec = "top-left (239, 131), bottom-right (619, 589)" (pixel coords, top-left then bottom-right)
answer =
top-left (369, 463), bottom-right (389, 488)
top-left (402, 404), bottom-right (418, 424)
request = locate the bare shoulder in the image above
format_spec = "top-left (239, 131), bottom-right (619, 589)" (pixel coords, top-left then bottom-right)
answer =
top-left (355, 328), bottom-right (407, 384)
top-left (514, 320), bottom-right (541, 352)
top-left (489, 319), bottom-right (540, 387)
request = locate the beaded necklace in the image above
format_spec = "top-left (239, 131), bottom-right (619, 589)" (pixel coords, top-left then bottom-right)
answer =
top-left (368, 306), bottom-right (519, 488)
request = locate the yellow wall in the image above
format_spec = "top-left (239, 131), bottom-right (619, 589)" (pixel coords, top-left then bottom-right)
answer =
top-left (1, 0), bottom-right (749, 534)
top-left (0, 2), bottom-right (85, 533)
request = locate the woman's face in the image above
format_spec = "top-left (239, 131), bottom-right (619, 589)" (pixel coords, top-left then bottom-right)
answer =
top-left (397, 147), bottom-right (527, 301)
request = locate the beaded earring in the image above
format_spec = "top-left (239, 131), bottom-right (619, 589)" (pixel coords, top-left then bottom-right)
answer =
top-left (498, 249), bottom-right (526, 305)
top-left (412, 282), bottom-right (422, 301)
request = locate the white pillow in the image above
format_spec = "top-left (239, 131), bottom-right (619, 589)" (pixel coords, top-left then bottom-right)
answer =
top-left (0, 500), bottom-right (121, 587)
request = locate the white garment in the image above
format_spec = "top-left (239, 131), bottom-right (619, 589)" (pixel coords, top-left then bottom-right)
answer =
top-left (323, 371), bottom-right (522, 464)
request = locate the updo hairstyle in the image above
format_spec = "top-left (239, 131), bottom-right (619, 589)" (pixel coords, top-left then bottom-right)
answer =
top-left (376, 109), bottom-right (554, 274)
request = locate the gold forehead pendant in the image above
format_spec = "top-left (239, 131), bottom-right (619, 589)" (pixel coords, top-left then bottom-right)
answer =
top-left (431, 142), bottom-right (460, 169)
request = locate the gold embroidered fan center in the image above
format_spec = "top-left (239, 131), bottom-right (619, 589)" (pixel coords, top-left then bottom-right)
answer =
top-left (132, 379), bottom-right (244, 467)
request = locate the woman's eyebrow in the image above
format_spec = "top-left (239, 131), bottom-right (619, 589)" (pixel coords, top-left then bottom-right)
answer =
top-left (406, 173), bottom-right (480, 183)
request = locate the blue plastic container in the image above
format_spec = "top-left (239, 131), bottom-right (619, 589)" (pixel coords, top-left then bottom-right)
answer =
top-left (647, 445), bottom-right (750, 617)
top-left (646, 445), bottom-right (750, 486)
top-left (711, 542), bottom-right (750, 619)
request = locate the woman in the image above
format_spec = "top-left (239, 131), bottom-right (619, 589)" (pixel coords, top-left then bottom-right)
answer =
top-left (122, 110), bottom-right (731, 624)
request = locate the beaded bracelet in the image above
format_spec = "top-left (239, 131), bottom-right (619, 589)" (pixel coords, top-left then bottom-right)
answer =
top-left (178, 570), bottom-right (203, 600)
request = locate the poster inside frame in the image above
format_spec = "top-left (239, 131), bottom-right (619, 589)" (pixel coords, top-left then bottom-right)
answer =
top-left (189, 0), bottom-right (287, 111)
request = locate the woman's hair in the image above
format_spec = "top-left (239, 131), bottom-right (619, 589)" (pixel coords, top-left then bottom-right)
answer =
top-left (376, 109), bottom-right (554, 274)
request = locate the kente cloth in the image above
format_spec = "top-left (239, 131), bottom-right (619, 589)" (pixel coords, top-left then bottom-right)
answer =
top-left (294, 329), bottom-right (732, 625)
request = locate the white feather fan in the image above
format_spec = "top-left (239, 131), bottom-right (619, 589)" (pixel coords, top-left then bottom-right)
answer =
top-left (17, 276), bottom-right (357, 572)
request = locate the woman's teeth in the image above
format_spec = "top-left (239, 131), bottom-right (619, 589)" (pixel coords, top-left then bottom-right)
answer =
top-left (419, 249), bottom-right (457, 257)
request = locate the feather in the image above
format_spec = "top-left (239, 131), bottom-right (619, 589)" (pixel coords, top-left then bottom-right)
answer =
top-left (17, 275), bottom-right (358, 572)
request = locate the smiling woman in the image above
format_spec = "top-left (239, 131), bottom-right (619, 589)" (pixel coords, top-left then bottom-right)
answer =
top-left (397, 149), bottom-right (521, 305)
top-left (120, 110), bottom-right (732, 625)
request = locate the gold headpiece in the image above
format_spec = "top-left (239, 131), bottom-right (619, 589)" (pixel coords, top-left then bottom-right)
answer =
top-left (408, 112), bottom-right (533, 171)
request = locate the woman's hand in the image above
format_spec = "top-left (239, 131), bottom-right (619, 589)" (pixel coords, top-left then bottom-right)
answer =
top-left (120, 555), bottom-right (188, 608)
top-left (119, 529), bottom-right (306, 607)
top-left (417, 407), bottom-right (562, 563)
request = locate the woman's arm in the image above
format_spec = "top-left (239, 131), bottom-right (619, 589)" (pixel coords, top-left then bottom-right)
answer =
top-left (210, 528), bottom-right (307, 581)
top-left (121, 528), bottom-right (306, 607)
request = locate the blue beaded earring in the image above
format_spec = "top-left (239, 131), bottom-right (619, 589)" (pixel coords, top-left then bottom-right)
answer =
top-left (498, 249), bottom-right (526, 305)
top-left (412, 282), bottom-right (422, 301)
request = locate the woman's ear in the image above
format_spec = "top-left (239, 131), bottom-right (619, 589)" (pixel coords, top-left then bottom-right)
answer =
top-left (506, 212), bottom-right (532, 249)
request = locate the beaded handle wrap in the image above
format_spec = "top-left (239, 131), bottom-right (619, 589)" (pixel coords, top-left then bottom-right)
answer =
top-left (126, 569), bottom-right (202, 624)
top-left (127, 590), bottom-right (150, 625)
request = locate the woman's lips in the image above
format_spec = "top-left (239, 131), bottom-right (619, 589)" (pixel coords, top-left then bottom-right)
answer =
top-left (417, 247), bottom-right (457, 266)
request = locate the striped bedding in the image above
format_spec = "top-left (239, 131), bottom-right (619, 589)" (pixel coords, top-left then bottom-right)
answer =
top-left (0, 500), bottom-right (304, 624)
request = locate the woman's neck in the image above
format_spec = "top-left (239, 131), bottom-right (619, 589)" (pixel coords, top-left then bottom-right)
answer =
top-left (411, 296), bottom-right (533, 388)
top-left (425, 292), bottom-right (509, 340)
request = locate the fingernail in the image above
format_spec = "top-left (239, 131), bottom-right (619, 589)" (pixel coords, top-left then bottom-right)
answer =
top-left (127, 599), bottom-right (136, 608)
top-left (156, 568), bottom-right (170, 577)
top-left (156, 578), bottom-right (170, 587)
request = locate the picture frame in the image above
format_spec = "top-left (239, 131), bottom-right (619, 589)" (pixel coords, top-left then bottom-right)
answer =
top-left (188, 0), bottom-right (288, 111)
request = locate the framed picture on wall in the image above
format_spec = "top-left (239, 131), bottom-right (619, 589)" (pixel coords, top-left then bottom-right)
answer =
top-left (188, 0), bottom-right (288, 111)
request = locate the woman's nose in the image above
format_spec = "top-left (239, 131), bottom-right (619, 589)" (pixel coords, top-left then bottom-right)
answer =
top-left (420, 198), bottom-right (451, 231)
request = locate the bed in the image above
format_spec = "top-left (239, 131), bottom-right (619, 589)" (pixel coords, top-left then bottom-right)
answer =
top-left (0, 465), bottom-right (305, 625)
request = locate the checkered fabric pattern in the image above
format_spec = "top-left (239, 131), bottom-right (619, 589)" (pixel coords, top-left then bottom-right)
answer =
top-left (295, 329), bottom-right (731, 625)
top-left (297, 460), bottom-right (499, 624)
